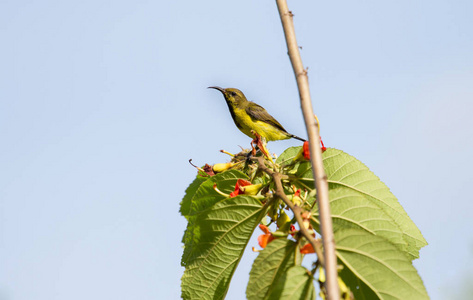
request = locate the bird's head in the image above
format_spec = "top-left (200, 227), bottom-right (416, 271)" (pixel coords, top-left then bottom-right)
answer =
top-left (208, 87), bottom-right (247, 105)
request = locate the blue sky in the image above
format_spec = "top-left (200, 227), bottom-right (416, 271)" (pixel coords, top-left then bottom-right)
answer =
top-left (1, 0), bottom-right (472, 299)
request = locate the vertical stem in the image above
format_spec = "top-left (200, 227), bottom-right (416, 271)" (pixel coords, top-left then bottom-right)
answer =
top-left (275, 1), bottom-right (340, 299)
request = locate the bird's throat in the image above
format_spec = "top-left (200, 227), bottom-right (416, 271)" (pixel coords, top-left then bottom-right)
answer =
top-left (225, 101), bottom-right (243, 130)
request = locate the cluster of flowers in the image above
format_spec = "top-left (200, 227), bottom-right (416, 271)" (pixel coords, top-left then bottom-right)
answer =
top-left (190, 140), bottom-right (324, 256)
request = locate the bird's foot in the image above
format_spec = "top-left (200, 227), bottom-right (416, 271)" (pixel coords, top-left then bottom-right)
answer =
top-left (250, 131), bottom-right (273, 162)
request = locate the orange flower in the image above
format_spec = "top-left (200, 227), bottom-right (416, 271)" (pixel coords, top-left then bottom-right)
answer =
top-left (257, 224), bottom-right (274, 248)
top-left (300, 243), bottom-right (315, 254)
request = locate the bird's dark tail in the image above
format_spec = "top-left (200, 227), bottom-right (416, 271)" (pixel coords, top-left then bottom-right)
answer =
top-left (290, 134), bottom-right (306, 142)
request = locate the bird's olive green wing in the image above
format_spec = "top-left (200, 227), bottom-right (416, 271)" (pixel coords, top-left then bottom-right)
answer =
top-left (246, 102), bottom-right (288, 133)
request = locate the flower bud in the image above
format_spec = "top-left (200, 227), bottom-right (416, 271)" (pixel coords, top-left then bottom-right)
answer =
top-left (318, 268), bottom-right (326, 283)
top-left (212, 162), bottom-right (235, 173)
top-left (303, 219), bottom-right (310, 230)
top-left (230, 179), bottom-right (263, 197)
top-left (292, 189), bottom-right (302, 206)
top-left (277, 210), bottom-right (291, 232)
top-left (338, 277), bottom-right (350, 299)
top-left (240, 183), bottom-right (263, 195)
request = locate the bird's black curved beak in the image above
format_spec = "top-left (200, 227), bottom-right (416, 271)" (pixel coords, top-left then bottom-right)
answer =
top-left (208, 86), bottom-right (225, 94)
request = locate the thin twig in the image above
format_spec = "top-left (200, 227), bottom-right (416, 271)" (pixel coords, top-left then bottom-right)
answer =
top-left (252, 156), bottom-right (325, 267)
top-left (275, 1), bottom-right (340, 299)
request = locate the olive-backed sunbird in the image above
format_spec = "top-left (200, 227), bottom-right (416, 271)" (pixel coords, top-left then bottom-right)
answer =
top-left (208, 87), bottom-right (306, 142)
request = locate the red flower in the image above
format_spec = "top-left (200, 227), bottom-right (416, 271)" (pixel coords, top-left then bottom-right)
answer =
top-left (257, 224), bottom-right (274, 248)
top-left (290, 224), bottom-right (296, 237)
top-left (229, 179), bottom-right (253, 198)
top-left (301, 138), bottom-right (327, 160)
top-left (320, 137), bottom-right (327, 153)
top-left (303, 141), bottom-right (311, 160)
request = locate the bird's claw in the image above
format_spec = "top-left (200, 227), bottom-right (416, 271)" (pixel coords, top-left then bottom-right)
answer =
top-left (250, 131), bottom-right (273, 162)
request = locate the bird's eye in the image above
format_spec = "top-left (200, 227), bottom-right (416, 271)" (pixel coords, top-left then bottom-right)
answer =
top-left (230, 91), bottom-right (237, 97)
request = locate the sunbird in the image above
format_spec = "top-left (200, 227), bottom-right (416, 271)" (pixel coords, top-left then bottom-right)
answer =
top-left (208, 87), bottom-right (306, 142)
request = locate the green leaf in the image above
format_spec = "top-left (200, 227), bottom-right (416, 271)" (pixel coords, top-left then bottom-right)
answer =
top-left (293, 161), bottom-right (315, 191)
top-left (267, 266), bottom-right (316, 300)
top-left (246, 239), bottom-right (299, 300)
top-left (338, 260), bottom-right (379, 300)
top-left (180, 175), bottom-right (207, 219)
top-left (181, 170), bottom-right (248, 265)
top-left (275, 146), bottom-right (316, 191)
top-left (180, 170), bottom-right (248, 218)
top-left (298, 148), bottom-right (426, 259)
top-left (181, 195), bottom-right (265, 300)
top-left (323, 148), bottom-right (427, 259)
top-left (336, 228), bottom-right (429, 300)
top-left (312, 188), bottom-right (407, 258)
top-left (276, 146), bottom-right (301, 165)
top-left (276, 147), bottom-right (315, 190)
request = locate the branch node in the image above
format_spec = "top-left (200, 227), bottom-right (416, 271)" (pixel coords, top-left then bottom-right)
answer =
top-left (296, 68), bottom-right (308, 78)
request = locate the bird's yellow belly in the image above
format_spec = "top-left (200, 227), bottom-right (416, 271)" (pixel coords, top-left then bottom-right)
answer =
top-left (233, 108), bottom-right (289, 141)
